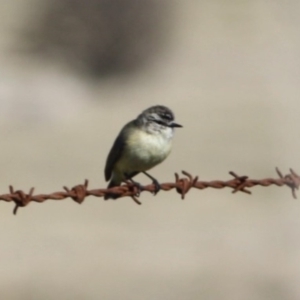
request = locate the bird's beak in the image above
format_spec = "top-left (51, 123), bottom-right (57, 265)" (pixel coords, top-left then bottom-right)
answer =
top-left (170, 122), bottom-right (183, 128)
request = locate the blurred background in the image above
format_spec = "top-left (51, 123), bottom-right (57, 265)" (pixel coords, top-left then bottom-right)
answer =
top-left (1, 0), bottom-right (300, 299)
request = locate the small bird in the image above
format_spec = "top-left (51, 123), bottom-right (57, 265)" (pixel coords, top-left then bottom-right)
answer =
top-left (104, 105), bottom-right (182, 199)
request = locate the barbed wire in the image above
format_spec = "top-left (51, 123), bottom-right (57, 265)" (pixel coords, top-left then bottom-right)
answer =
top-left (1, 168), bottom-right (299, 215)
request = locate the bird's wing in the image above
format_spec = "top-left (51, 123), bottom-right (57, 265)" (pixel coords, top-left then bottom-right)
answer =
top-left (105, 123), bottom-right (131, 181)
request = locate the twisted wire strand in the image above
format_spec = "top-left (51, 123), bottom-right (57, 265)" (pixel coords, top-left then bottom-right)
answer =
top-left (1, 168), bottom-right (299, 215)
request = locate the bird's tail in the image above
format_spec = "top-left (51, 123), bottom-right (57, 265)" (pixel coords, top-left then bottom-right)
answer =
top-left (104, 179), bottom-right (122, 200)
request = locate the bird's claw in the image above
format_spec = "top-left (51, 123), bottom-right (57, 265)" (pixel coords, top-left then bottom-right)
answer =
top-left (152, 179), bottom-right (161, 195)
top-left (128, 180), bottom-right (144, 197)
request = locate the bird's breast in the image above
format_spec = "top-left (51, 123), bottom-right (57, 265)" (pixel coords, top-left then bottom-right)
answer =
top-left (117, 129), bottom-right (172, 172)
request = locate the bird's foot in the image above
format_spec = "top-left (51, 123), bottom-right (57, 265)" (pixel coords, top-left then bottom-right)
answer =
top-left (124, 174), bottom-right (144, 197)
top-left (130, 180), bottom-right (144, 197)
top-left (151, 179), bottom-right (161, 195)
top-left (141, 171), bottom-right (161, 196)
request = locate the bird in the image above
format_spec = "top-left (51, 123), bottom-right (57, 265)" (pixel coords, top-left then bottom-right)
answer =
top-left (104, 105), bottom-right (182, 199)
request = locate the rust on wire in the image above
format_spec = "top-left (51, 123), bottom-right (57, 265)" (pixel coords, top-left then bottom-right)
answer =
top-left (0, 168), bottom-right (299, 215)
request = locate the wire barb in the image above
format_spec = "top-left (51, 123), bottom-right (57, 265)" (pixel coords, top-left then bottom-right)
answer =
top-left (229, 171), bottom-right (251, 194)
top-left (63, 179), bottom-right (89, 204)
top-left (1, 168), bottom-right (299, 215)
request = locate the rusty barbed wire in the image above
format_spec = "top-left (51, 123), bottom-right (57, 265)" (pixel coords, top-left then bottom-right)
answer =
top-left (1, 168), bottom-right (299, 215)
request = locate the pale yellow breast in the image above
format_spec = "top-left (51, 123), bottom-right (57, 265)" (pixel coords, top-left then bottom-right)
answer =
top-left (115, 129), bottom-right (172, 173)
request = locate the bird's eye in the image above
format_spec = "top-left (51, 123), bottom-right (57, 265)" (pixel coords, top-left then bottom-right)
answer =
top-left (154, 119), bottom-right (166, 126)
top-left (162, 113), bottom-right (172, 120)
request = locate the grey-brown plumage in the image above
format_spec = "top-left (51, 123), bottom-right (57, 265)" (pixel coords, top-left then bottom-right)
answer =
top-left (104, 105), bottom-right (182, 199)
